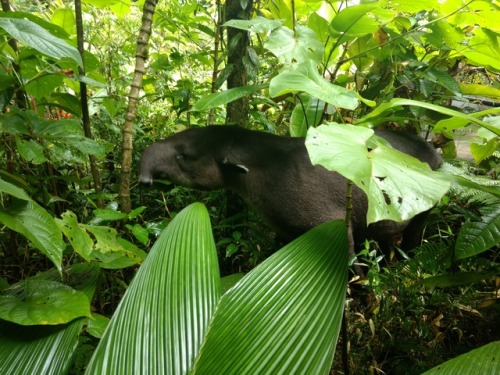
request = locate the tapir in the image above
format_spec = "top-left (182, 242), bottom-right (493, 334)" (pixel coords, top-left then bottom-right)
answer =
top-left (139, 125), bottom-right (442, 253)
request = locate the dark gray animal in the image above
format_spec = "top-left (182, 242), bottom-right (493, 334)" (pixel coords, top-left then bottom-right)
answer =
top-left (139, 125), bottom-right (442, 251)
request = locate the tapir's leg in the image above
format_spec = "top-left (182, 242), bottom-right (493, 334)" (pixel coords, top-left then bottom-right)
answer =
top-left (401, 210), bottom-right (432, 250)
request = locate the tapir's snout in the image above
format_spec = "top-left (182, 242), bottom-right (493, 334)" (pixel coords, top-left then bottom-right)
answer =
top-left (138, 142), bottom-right (164, 185)
top-left (138, 172), bottom-right (154, 185)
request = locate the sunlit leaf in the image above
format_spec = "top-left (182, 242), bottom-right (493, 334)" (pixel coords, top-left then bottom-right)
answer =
top-left (193, 220), bottom-right (348, 374)
top-left (265, 25), bottom-right (324, 64)
top-left (0, 11), bottom-right (70, 39)
top-left (290, 94), bottom-right (323, 137)
top-left (51, 8), bottom-right (76, 35)
top-left (92, 208), bottom-right (129, 222)
top-left (0, 177), bottom-right (32, 201)
top-left (223, 16), bottom-right (282, 33)
top-left (0, 263), bottom-right (100, 375)
top-left (460, 83), bottom-right (500, 99)
top-left (0, 17), bottom-right (82, 67)
top-left (306, 124), bottom-right (450, 223)
top-left (191, 84), bottom-right (267, 111)
top-left (270, 60), bottom-right (359, 110)
top-left (331, 4), bottom-right (380, 37)
top-left (85, 203), bottom-right (221, 374)
top-left (356, 98), bottom-right (500, 136)
top-left (0, 280), bottom-right (91, 325)
top-left (464, 28), bottom-right (500, 71)
top-left (15, 138), bottom-right (47, 164)
top-left (86, 313), bottom-right (110, 339)
top-left (56, 210), bottom-right (94, 261)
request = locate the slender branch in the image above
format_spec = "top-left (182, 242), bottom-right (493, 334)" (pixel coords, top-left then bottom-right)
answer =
top-left (75, 0), bottom-right (103, 205)
top-left (119, 0), bottom-right (158, 213)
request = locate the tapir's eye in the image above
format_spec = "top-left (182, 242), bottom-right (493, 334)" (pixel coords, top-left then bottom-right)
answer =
top-left (176, 152), bottom-right (191, 171)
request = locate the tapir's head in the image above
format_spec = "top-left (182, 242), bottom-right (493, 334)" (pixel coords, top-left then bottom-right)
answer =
top-left (138, 126), bottom-right (249, 190)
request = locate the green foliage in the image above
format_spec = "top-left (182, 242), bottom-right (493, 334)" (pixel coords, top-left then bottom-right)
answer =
top-left (269, 60), bottom-right (361, 110)
top-left (1, 0), bottom-right (499, 373)
top-left (455, 200), bottom-right (500, 259)
top-left (0, 178), bottom-right (65, 272)
top-left (56, 210), bottom-right (147, 269)
top-left (86, 202), bottom-right (221, 374)
top-left (0, 109), bottom-right (111, 165)
top-left (86, 203), bottom-right (348, 374)
top-left (191, 84), bottom-right (267, 112)
top-left (423, 341), bottom-right (500, 374)
top-left (0, 280), bottom-right (91, 325)
top-left (0, 263), bottom-right (100, 375)
top-left (0, 16), bottom-right (83, 67)
top-left (347, 229), bottom-right (498, 373)
top-left (306, 124), bottom-right (450, 223)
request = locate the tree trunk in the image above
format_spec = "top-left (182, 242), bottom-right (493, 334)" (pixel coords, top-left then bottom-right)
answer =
top-left (224, 0), bottom-right (253, 126)
top-left (208, 0), bottom-right (223, 125)
top-left (119, 0), bottom-right (158, 213)
top-left (75, 0), bottom-right (102, 206)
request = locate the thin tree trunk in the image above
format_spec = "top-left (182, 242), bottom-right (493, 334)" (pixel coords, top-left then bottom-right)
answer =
top-left (2, 0), bottom-right (28, 110)
top-left (119, 0), bottom-right (158, 213)
top-left (75, 0), bottom-right (102, 206)
top-left (208, 0), bottom-right (223, 125)
top-left (224, 0), bottom-right (253, 127)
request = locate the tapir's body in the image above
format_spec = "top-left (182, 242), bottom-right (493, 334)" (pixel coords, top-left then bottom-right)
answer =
top-left (139, 126), bottom-right (441, 250)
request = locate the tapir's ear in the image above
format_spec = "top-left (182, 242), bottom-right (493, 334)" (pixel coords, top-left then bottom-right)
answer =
top-left (222, 157), bottom-right (250, 173)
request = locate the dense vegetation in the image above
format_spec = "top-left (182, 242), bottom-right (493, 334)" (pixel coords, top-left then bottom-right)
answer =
top-left (1, 0), bottom-right (499, 374)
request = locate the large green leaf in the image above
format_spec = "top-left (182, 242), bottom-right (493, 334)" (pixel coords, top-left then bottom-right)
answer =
top-left (471, 117), bottom-right (500, 164)
top-left (434, 107), bottom-right (500, 135)
top-left (193, 219), bottom-right (348, 374)
top-left (0, 263), bottom-right (100, 375)
top-left (82, 0), bottom-right (131, 16)
top-left (418, 67), bottom-right (462, 96)
top-left (223, 16), bottom-right (282, 33)
top-left (0, 17), bottom-right (82, 67)
top-left (422, 270), bottom-right (498, 288)
top-left (460, 83), bottom-right (500, 99)
top-left (15, 137), bottom-right (47, 164)
top-left (0, 177), bottom-right (32, 201)
top-left (305, 124), bottom-right (450, 223)
top-left (331, 4), bottom-right (380, 37)
top-left (191, 84), bottom-right (267, 112)
top-left (25, 74), bottom-right (65, 100)
top-left (356, 98), bottom-right (500, 136)
top-left (438, 162), bottom-right (500, 199)
top-left (0, 199), bottom-right (64, 272)
top-left (269, 60), bottom-right (359, 110)
top-left (0, 280), bottom-right (91, 325)
top-left (264, 25), bottom-right (324, 64)
top-left (51, 8), bottom-right (76, 36)
top-left (422, 341), bottom-right (500, 374)
top-left (463, 28), bottom-right (500, 71)
top-left (86, 313), bottom-right (110, 339)
top-left (455, 202), bottom-right (500, 259)
top-left (55, 210), bottom-right (94, 261)
top-left (86, 203), bottom-right (348, 374)
top-left (85, 203), bottom-right (221, 374)
top-left (290, 94), bottom-right (323, 137)
top-left (0, 11), bottom-right (70, 40)
top-left (34, 119), bottom-right (110, 158)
